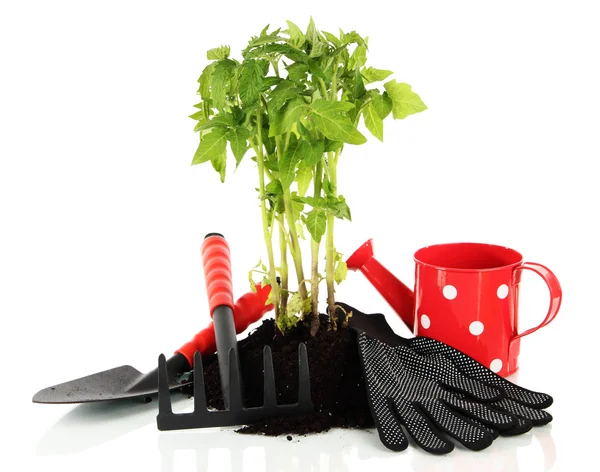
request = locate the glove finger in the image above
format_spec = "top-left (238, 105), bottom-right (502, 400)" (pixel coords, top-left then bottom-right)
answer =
top-left (495, 383), bottom-right (553, 409)
top-left (492, 398), bottom-right (553, 426)
top-left (371, 397), bottom-right (409, 451)
top-left (439, 374), bottom-right (504, 402)
top-left (391, 398), bottom-right (454, 454)
top-left (444, 396), bottom-right (518, 432)
top-left (410, 337), bottom-right (553, 408)
top-left (451, 394), bottom-right (532, 436)
top-left (357, 335), bottom-right (409, 451)
top-left (420, 400), bottom-right (494, 451)
top-left (470, 418), bottom-right (500, 439)
top-left (500, 417), bottom-right (534, 436)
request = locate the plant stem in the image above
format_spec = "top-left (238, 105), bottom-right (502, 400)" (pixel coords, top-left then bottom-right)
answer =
top-left (282, 190), bottom-right (308, 301)
top-left (255, 107), bottom-right (280, 321)
top-left (325, 151), bottom-right (337, 329)
top-left (310, 161), bottom-right (323, 336)
top-left (277, 214), bottom-right (289, 315)
top-left (325, 65), bottom-right (339, 329)
top-left (275, 134), bottom-right (307, 305)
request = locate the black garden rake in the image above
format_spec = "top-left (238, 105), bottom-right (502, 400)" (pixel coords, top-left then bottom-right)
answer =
top-left (156, 233), bottom-right (312, 431)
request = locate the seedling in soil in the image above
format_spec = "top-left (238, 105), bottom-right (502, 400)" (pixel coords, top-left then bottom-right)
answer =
top-left (190, 19), bottom-right (427, 335)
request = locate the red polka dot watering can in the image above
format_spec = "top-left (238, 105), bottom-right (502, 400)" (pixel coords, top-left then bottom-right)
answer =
top-left (346, 239), bottom-right (562, 377)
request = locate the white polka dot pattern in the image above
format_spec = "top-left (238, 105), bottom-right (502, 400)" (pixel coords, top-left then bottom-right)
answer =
top-left (443, 285), bottom-right (457, 300)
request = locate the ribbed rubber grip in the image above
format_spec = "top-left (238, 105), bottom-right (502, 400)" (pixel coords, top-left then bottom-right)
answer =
top-left (201, 233), bottom-right (234, 315)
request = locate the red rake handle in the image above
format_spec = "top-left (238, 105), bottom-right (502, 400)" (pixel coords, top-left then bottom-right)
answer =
top-left (175, 283), bottom-right (273, 365)
top-left (201, 233), bottom-right (234, 315)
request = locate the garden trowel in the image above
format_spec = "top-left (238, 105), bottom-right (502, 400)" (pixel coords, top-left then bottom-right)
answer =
top-left (32, 283), bottom-right (273, 404)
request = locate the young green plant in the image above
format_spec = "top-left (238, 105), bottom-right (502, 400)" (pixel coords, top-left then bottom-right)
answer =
top-left (190, 20), bottom-right (427, 335)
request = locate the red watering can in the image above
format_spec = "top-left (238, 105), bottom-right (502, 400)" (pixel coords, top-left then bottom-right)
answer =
top-left (346, 238), bottom-right (562, 377)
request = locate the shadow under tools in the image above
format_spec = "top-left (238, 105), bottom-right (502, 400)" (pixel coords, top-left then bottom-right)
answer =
top-left (35, 393), bottom-right (192, 456)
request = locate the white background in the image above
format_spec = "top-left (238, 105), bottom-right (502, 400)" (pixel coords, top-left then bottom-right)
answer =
top-left (1, 1), bottom-right (599, 471)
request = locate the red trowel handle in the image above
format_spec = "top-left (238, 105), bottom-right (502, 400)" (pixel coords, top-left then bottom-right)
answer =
top-left (175, 283), bottom-right (273, 366)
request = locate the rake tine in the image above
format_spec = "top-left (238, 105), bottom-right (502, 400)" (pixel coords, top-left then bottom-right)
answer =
top-left (192, 351), bottom-right (207, 413)
top-left (262, 345), bottom-right (277, 409)
top-left (228, 348), bottom-right (243, 411)
top-left (296, 343), bottom-right (312, 407)
top-left (157, 354), bottom-right (173, 418)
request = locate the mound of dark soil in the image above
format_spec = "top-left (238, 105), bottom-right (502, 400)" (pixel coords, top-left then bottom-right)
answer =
top-left (194, 313), bottom-right (373, 436)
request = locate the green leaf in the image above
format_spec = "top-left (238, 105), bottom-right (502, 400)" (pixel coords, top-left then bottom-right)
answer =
top-left (227, 127), bottom-right (249, 166)
top-left (306, 17), bottom-right (319, 45)
top-left (293, 195), bottom-right (324, 208)
top-left (353, 64), bottom-right (366, 99)
top-left (370, 91), bottom-right (393, 119)
top-left (341, 31), bottom-right (367, 47)
top-left (265, 180), bottom-right (283, 195)
top-left (211, 151), bottom-right (226, 182)
top-left (192, 128), bottom-right (228, 165)
top-left (334, 260), bottom-right (348, 284)
top-left (286, 63), bottom-right (309, 83)
top-left (194, 114), bottom-right (233, 132)
top-left (280, 139), bottom-right (305, 190)
top-left (324, 195), bottom-right (352, 220)
top-left (296, 166), bottom-right (312, 196)
top-left (269, 80), bottom-right (301, 111)
top-left (245, 30), bottom-right (286, 50)
top-left (348, 45), bottom-right (367, 70)
top-left (361, 67), bottom-right (393, 83)
top-left (305, 209), bottom-right (326, 243)
top-left (245, 44), bottom-right (308, 64)
top-left (211, 59), bottom-right (236, 110)
top-left (363, 102), bottom-right (384, 141)
top-left (231, 106), bottom-right (245, 124)
top-left (309, 99), bottom-right (366, 145)
top-left (287, 292), bottom-right (304, 315)
top-left (384, 80), bottom-right (428, 119)
top-left (264, 156), bottom-right (279, 172)
top-left (198, 63), bottom-right (214, 101)
top-left (207, 45), bottom-right (230, 60)
top-left (262, 76), bottom-right (282, 90)
top-left (286, 20), bottom-right (306, 48)
top-left (239, 59), bottom-right (268, 105)
top-left (322, 30), bottom-right (341, 47)
top-left (302, 139), bottom-right (324, 167)
top-left (248, 269), bottom-right (257, 293)
top-left (323, 179), bottom-right (334, 197)
top-left (189, 110), bottom-right (204, 121)
top-left (269, 97), bottom-right (308, 137)
top-left (324, 139), bottom-right (343, 152)
top-left (309, 41), bottom-right (329, 58)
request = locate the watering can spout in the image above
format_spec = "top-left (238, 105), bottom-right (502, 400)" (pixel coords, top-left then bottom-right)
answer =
top-left (346, 239), bottom-right (416, 332)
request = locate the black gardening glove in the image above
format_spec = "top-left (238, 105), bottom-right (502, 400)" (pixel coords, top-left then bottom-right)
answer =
top-left (334, 303), bottom-right (553, 454)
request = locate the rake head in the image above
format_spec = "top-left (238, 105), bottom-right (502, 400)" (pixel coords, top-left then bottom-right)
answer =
top-left (156, 342), bottom-right (313, 431)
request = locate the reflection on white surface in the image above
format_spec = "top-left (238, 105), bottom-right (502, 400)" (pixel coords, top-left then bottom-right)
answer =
top-left (157, 427), bottom-right (392, 472)
top-left (35, 395), bottom-right (163, 455)
top-left (409, 426), bottom-right (555, 472)
top-left (34, 392), bottom-right (556, 472)
top-left (157, 424), bottom-right (556, 472)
